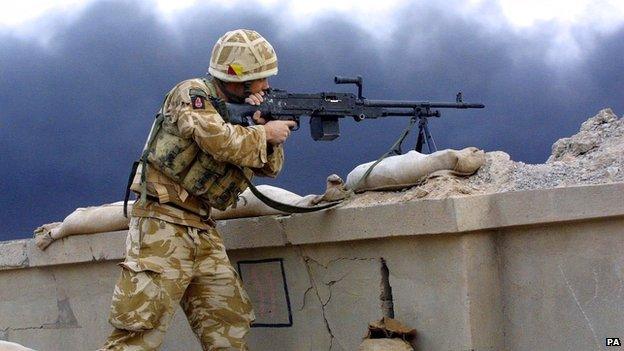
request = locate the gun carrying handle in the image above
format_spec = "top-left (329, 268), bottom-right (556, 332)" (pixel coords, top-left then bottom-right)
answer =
top-left (334, 75), bottom-right (363, 99)
top-left (334, 76), bottom-right (361, 85)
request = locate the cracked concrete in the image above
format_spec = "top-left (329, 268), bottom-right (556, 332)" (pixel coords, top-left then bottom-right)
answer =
top-left (297, 247), bottom-right (335, 350)
top-left (495, 218), bottom-right (624, 351)
top-left (47, 273), bottom-right (80, 328)
top-left (2, 272), bottom-right (81, 334)
top-left (3, 294), bottom-right (80, 332)
top-left (380, 258), bottom-right (394, 319)
top-left (89, 246), bottom-right (97, 262)
top-left (295, 247), bottom-right (383, 350)
top-left (558, 263), bottom-right (599, 349)
top-left (275, 216), bottom-right (292, 246)
top-left (47, 297), bottom-right (80, 329)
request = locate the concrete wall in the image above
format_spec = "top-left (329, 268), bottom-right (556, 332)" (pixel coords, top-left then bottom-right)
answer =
top-left (1, 183), bottom-right (623, 351)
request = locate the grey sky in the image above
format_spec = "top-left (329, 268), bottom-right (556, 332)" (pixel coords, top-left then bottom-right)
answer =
top-left (1, 0), bottom-right (622, 240)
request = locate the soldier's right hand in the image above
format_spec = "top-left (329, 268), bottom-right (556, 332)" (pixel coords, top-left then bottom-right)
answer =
top-left (264, 120), bottom-right (298, 145)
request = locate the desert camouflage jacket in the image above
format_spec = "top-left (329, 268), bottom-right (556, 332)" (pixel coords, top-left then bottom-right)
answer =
top-left (131, 78), bottom-right (284, 228)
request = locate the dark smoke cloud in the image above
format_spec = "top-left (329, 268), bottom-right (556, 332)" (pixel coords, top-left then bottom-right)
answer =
top-left (1, 0), bottom-right (622, 240)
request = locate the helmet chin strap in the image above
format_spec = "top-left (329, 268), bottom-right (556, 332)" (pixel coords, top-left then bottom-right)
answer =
top-left (212, 77), bottom-right (250, 104)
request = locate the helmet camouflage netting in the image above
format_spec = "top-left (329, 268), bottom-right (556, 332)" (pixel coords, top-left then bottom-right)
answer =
top-left (209, 29), bottom-right (278, 82)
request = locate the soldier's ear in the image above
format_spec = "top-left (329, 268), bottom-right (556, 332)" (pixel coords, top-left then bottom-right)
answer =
top-left (224, 81), bottom-right (245, 94)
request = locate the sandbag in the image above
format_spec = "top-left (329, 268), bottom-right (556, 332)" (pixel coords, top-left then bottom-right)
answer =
top-left (358, 338), bottom-right (413, 351)
top-left (346, 147), bottom-right (485, 191)
top-left (212, 187), bottom-right (319, 219)
top-left (212, 186), bottom-right (299, 219)
top-left (34, 201), bottom-right (131, 250)
top-left (0, 340), bottom-right (37, 351)
top-left (212, 174), bottom-right (347, 220)
top-left (358, 317), bottom-right (416, 351)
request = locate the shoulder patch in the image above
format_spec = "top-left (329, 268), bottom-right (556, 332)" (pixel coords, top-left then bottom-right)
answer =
top-left (189, 88), bottom-right (208, 109)
top-left (191, 95), bottom-right (205, 109)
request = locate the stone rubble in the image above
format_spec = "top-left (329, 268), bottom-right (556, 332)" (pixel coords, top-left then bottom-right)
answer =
top-left (348, 108), bottom-right (623, 206)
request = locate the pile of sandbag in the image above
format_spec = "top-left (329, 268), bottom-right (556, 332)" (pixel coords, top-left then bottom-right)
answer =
top-left (34, 201), bottom-right (132, 250)
top-left (33, 147), bottom-right (485, 250)
top-left (32, 174), bottom-right (346, 250)
top-left (346, 147), bottom-right (484, 191)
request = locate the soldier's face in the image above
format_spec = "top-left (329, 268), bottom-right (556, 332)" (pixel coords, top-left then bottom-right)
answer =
top-left (221, 78), bottom-right (270, 102)
top-left (248, 78), bottom-right (270, 94)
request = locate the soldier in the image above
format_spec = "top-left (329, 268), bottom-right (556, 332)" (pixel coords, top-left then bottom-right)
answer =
top-left (100, 29), bottom-right (296, 350)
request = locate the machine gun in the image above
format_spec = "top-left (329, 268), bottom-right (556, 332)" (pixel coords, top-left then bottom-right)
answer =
top-left (226, 76), bottom-right (484, 153)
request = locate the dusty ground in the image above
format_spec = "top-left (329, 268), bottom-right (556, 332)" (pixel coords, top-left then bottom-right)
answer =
top-left (346, 108), bottom-right (623, 207)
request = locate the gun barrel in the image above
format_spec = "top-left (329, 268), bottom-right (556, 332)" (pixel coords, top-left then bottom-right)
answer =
top-left (381, 109), bottom-right (424, 117)
top-left (362, 99), bottom-right (484, 109)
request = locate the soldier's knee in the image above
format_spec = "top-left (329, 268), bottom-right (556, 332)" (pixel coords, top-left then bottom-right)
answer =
top-left (108, 261), bottom-right (170, 331)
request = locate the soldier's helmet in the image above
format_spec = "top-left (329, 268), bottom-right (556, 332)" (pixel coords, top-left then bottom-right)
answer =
top-left (209, 29), bottom-right (278, 83)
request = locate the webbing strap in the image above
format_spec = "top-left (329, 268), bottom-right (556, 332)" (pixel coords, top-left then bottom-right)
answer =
top-left (139, 114), bottom-right (165, 204)
top-left (123, 92), bottom-right (170, 217)
top-left (350, 117), bottom-right (418, 194)
top-left (239, 169), bottom-right (342, 213)
top-left (123, 161), bottom-right (140, 217)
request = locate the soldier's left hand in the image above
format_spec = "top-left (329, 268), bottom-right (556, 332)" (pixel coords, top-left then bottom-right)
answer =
top-left (247, 91), bottom-right (267, 124)
top-left (245, 91), bottom-right (264, 106)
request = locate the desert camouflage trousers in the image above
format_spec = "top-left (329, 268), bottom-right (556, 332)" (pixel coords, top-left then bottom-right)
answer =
top-left (100, 217), bottom-right (255, 351)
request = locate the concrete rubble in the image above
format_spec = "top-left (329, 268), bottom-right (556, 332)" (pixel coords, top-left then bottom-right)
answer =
top-left (482, 108), bottom-right (623, 192)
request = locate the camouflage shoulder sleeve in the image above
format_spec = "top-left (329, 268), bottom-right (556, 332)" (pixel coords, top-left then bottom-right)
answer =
top-left (167, 79), bottom-right (269, 168)
top-left (253, 144), bottom-right (284, 178)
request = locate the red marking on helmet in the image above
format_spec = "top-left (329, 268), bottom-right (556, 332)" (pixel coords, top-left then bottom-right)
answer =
top-left (228, 66), bottom-right (236, 75)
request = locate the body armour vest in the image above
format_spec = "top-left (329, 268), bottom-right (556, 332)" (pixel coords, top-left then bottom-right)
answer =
top-left (143, 78), bottom-right (254, 211)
